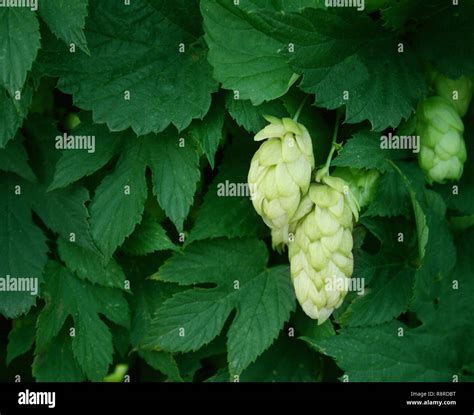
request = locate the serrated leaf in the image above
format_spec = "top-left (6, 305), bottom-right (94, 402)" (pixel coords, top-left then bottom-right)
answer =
top-left (89, 141), bottom-right (148, 259)
top-left (155, 238), bottom-right (268, 285)
top-left (188, 95), bottom-right (225, 169)
top-left (49, 118), bottom-right (125, 191)
top-left (311, 321), bottom-right (458, 381)
top-left (341, 260), bottom-right (414, 327)
top-left (225, 92), bottom-right (288, 133)
top-left (0, 175), bottom-right (48, 319)
top-left (147, 132), bottom-right (200, 232)
top-left (332, 130), bottom-right (410, 172)
top-left (36, 261), bottom-right (129, 381)
top-left (7, 310), bottom-right (38, 365)
top-left (362, 168), bottom-right (410, 218)
top-left (0, 86), bottom-right (33, 148)
top-left (0, 8), bottom-right (40, 95)
top-left (227, 266), bottom-right (295, 374)
top-left (57, 238), bottom-right (126, 289)
top-left (32, 330), bottom-right (85, 382)
top-left (0, 133), bottom-right (36, 181)
top-left (28, 182), bottom-right (98, 253)
top-left (138, 351), bottom-right (182, 382)
top-left (247, 7), bottom-right (426, 130)
top-left (201, 0), bottom-right (295, 105)
top-left (145, 238), bottom-right (295, 374)
top-left (37, 0), bottom-right (217, 135)
top-left (188, 140), bottom-right (263, 243)
top-left (122, 214), bottom-right (176, 256)
top-left (38, 0), bottom-right (89, 54)
top-left (410, 191), bottom-right (456, 321)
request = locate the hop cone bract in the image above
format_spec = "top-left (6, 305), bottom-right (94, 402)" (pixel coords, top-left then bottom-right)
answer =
top-left (248, 116), bottom-right (315, 249)
top-left (288, 175), bottom-right (359, 324)
top-left (417, 97), bottom-right (467, 184)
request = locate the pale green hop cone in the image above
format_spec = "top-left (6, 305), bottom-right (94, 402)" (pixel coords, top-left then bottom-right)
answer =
top-left (416, 97), bottom-right (467, 184)
top-left (333, 167), bottom-right (380, 209)
top-left (288, 174), bottom-right (359, 324)
top-left (248, 116), bottom-right (315, 249)
top-left (432, 72), bottom-right (473, 117)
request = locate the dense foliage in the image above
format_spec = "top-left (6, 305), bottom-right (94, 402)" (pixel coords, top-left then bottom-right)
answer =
top-left (1, 0), bottom-right (473, 382)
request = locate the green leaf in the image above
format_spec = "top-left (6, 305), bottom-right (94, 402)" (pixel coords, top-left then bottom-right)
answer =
top-left (411, 191), bottom-right (456, 320)
top-left (391, 162), bottom-right (429, 260)
top-left (0, 133), bottom-right (36, 181)
top-left (89, 141), bottom-right (148, 259)
top-left (154, 238), bottom-right (268, 285)
top-left (138, 350), bottom-right (182, 382)
top-left (130, 279), bottom-right (182, 381)
top-left (0, 8), bottom-right (40, 95)
top-left (122, 214), bottom-right (177, 256)
top-left (189, 139), bottom-right (263, 243)
top-left (36, 262), bottom-right (129, 381)
top-left (201, 0), bottom-right (295, 105)
top-left (340, 258), bottom-right (414, 327)
top-left (33, 330), bottom-right (85, 382)
top-left (225, 92), bottom-right (288, 133)
top-left (38, 0), bottom-right (217, 135)
top-left (0, 86), bottom-right (33, 148)
top-left (0, 175), bottom-right (48, 319)
top-left (312, 321), bottom-right (459, 381)
top-left (248, 8), bottom-right (426, 130)
top-left (57, 238), bottom-right (126, 289)
top-left (49, 118), bottom-right (125, 191)
top-left (363, 168), bottom-right (410, 218)
top-left (7, 310), bottom-right (38, 365)
top-left (38, 0), bottom-right (89, 54)
top-left (414, 1), bottom-right (474, 78)
top-left (188, 95), bottom-right (225, 168)
top-left (145, 238), bottom-right (295, 374)
top-left (147, 132), bottom-right (200, 232)
top-left (239, 336), bottom-right (320, 382)
top-left (227, 266), bottom-right (295, 374)
top-left (332, 130), bottom-right (410, 172)
top-left (28, 182), bottom-right (98, 253)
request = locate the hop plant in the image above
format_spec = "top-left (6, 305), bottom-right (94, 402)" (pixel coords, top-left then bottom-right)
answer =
top-left (432, 72), bottom-right (473, 117)
top-left (417, 97), bottom-right (467, 184)
top-left (248, 116), bottom-right (315, 249)
top-left (333, 167), bottom-right (380, 209)
top-left (288, 174), bottom-right (359, 324)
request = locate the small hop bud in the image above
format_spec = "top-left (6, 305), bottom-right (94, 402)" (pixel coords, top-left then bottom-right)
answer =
top-left (416, 97), bottom-right (467, 184)
top-left (333, 167), bottom-right (380, 209)
top-left (432, 71), bottom-right (473, 117)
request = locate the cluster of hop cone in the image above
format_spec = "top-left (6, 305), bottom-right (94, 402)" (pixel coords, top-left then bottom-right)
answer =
top-left (247, 71), bottom-right (472, 325)
top-left (248, 116), bottom-right (376, 324)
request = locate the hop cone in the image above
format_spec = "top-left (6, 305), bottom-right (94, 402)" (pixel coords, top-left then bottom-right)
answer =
top-left (417, 97), bottom-right (467, 184)
top-left (288, 175), bottom-right (359, 324)
top-left (333, 167), bottom-right (379, 209)
top-left (432, 72), bottom-right (473, 117)
top-left (248, 116), bottom-right (315, 249)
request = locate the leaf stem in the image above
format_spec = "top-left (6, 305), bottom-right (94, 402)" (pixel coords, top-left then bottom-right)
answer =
top-left (293, 95), bottom-right (309, 122)
top-left (316, 109), bottom-right (342, 181)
